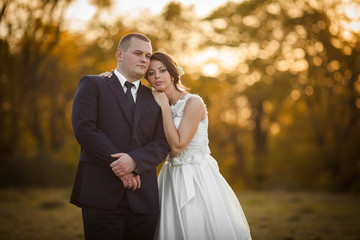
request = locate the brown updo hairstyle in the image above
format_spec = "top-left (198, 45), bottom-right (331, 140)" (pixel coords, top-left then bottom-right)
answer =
top-left (145, 52), bottom-right (189, 92)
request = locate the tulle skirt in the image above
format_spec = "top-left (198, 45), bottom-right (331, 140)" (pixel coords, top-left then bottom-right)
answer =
top-left (155, 155), bottom-right (252, 240)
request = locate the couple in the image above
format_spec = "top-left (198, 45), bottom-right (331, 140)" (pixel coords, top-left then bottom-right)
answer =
top-left (70, 33), bottom-right (251, 240)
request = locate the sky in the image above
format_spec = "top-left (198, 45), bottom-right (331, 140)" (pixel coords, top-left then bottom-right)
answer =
top-left (65, 0), bottom-right (240, 30)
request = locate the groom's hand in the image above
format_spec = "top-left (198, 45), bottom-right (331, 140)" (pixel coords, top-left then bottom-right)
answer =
top-left (110, 153), bottom-right (136, 177)
top-left (120, 173), bottom-right (141, 191)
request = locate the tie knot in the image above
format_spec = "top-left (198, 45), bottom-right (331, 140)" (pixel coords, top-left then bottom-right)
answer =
top-left (125, 81), bottom-right (134, 89)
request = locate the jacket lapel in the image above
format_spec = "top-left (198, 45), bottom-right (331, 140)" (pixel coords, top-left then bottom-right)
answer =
top-left (106, 74), bottom-right (133, 125)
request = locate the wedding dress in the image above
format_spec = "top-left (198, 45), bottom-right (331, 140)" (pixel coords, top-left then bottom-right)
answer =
top-left (155, 94), bottom-right (252, 240)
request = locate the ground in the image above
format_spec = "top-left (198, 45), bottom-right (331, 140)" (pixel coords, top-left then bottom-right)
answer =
top-left (0, 188), bottom-right (359, 240)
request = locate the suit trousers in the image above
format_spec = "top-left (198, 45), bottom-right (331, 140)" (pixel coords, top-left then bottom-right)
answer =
top-left (82, 192), bottom-right (158, 240)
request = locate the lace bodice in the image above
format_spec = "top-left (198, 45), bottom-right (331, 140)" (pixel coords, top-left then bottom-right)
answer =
top-left (167, 94), bottom-right (211, 166)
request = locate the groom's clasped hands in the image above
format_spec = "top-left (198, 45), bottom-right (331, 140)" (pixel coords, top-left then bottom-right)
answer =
top-left (110, 153), bottom-right (141, 191)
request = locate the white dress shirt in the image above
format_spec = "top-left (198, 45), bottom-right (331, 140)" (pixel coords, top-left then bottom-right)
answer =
top-left (114, 69), bottom-right (140, 103)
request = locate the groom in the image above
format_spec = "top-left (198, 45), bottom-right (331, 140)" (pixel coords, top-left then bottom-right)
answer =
top-left (70, 33), bottom-right (169, 240)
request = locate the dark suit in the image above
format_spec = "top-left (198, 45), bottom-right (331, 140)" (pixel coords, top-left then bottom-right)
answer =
top-left (70, 74), bottom-right (169, 239)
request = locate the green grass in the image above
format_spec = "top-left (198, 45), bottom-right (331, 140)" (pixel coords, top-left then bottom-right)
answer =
top-left (0, 188), bottom-right (83, 240)
top-left (0, 189), bottom-right (359, 240)
top-left (240, 191), bottom-right (360, 240)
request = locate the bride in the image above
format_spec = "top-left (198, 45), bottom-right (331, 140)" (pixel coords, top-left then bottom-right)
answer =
top-left (146, 52), bottom-right (251, 240)
top-left (101, 52), bottom-right (251, 240)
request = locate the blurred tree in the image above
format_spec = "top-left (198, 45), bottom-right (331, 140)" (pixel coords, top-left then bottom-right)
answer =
top-left (290, 4), bottom-right (360, 190)
top-left (1, 0), bottom-right (69, 156)
top-left (0, 0), bottom-right (83, 186)
top-left (1, 0), bottom-right (359, 191)
top-left (118, 0), bottom-right (360, 191)
top-left (0, 0), bottom-right (121, 187)
top-left (202, 0), bottom-right (360, 190)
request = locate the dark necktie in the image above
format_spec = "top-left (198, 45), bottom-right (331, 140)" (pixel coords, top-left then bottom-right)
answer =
top-left (125, 81), bottom-right (135, 115)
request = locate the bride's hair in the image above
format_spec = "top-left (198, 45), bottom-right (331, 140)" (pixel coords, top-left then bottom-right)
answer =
top-left (145, 52), bottom-right (189, 92)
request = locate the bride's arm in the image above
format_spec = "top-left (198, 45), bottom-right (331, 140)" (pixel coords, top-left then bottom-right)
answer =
top-left (153, 92), bottom-right (205, 156)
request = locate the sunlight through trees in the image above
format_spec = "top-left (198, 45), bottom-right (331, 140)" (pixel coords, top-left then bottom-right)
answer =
top-left (1, 0), bottom-right (359, 191)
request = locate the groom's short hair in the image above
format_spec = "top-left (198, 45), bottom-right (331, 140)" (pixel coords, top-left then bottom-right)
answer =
top-left (118, 33), bottom-right (151, 51)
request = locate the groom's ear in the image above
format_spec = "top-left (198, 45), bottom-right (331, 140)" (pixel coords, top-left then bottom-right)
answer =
top-left (116, 49), bottom-right (123, 62)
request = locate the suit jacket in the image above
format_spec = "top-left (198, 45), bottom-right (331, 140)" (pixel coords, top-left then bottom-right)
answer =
top-left (70, 74), bottom-right (169, 214)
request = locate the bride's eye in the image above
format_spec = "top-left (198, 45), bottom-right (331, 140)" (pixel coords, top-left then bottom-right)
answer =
top-left (160, 68), bottom-right (167, 73)
top-left (148, 71), bottom-right (154, 76)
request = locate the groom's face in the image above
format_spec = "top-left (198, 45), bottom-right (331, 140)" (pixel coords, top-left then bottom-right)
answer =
top-left (117, 38), bottom-right (152, 81)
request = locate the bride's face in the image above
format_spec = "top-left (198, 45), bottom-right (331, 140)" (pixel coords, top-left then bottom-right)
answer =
top-left (147, 60), bottom-right (173, 91)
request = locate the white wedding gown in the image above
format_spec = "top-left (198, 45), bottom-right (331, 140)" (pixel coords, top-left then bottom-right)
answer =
top-left (155, 94), bottom-right (252, 240)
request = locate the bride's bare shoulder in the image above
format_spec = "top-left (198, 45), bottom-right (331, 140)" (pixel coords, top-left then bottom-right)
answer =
top-left (184, 94), bottom-right (206, 113)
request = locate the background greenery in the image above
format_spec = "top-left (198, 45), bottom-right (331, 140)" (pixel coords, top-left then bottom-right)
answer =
top-left (0, 0), bottom-right (359, 191)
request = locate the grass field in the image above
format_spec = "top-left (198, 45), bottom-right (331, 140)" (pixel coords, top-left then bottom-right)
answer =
top-left (0, 188), bottom-right (359, 240)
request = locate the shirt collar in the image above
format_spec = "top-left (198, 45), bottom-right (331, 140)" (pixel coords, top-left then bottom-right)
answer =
top-left (114, 69), bottom-right (140, 90)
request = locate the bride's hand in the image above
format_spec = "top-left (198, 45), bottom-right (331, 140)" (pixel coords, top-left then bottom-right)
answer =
top-left (152, 90), bottom-right (169, 108)
top-left (99, 71), bottom-right (113, 78)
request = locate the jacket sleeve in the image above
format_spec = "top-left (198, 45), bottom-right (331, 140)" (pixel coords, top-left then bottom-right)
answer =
top-left (128, 111), bottom-right (170, 173)
top-left (72, 76), bottom-right (119, 165)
